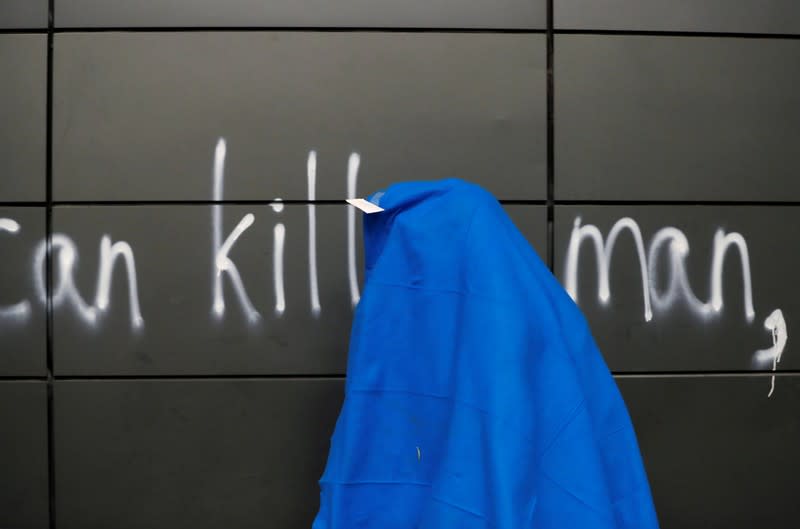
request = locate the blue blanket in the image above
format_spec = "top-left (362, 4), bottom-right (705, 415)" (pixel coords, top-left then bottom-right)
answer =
top-left (312, 178), bottom-right (660, 528)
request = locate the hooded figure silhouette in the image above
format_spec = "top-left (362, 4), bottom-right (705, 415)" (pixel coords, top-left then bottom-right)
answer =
top-left (312, 178), bottom-right (659, 529)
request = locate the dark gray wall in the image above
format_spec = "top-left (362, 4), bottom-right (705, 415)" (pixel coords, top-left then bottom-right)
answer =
top-left (0, 1), bottom-right (48, 29)
top-left (53, 379), bottom-right (343, 529)
top-left (556, 0), bottom-right (800, 34)
top-left (53, 32), bottom-right (546, 201)
top-left (0, 382), bottom-right (49, 528)
top-left (1, 1), bottom-right (798, 528)
top-left (55, 0), bottom-right (546, 29)
top-left (555, 35), bottom-right (800, 201)
top-left (620, 375), bottom-right (800, 529)
top-left (0, 35), bottom-right (46, 201)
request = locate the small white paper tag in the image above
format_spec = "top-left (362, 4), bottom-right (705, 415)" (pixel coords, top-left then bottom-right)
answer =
top-left (346, 198), bottom-right (385, 214)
